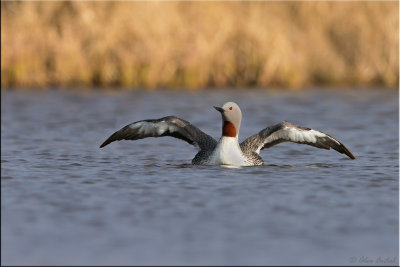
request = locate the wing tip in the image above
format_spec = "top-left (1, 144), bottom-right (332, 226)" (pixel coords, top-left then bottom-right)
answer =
top-left (99, 140), bottom-right (109, 148)
top-left (99, 135), bottom-right (115, 148)
top-left (347, 151), bottom-right (356, 160)
top-left (341, 144), bottom-right (356, 159)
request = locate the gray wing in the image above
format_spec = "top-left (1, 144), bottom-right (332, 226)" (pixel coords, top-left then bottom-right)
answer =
top-left (240, 121), bottom-right (355, 159)
top-left (100, 116), bottom-right (217, 151)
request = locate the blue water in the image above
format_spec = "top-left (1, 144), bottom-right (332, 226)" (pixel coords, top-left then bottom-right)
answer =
top-left (1, 89), bottom-right (398, 265)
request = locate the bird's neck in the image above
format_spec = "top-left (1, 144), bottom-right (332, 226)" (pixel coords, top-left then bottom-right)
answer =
top-left (222, 121), bottom-right (237, 138)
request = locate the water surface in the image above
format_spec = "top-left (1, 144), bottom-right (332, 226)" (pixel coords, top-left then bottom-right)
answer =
top-left (1, 89), bottom-right (398, 265)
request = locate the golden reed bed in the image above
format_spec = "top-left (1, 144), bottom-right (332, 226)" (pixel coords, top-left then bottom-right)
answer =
top-left (1, 1), bottom-right (398, 90)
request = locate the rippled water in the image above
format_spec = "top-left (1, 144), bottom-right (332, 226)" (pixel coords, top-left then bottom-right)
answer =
top-left (1, 89), bottom-right (398, 265)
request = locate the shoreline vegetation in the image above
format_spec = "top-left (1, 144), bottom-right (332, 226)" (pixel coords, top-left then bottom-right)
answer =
top-left (1, 1), bottom-right (398, 91)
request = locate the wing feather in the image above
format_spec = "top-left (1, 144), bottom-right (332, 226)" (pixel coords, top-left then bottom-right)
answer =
top-left (240, 121), bottom-right (355, 159)
top-left (100, 116), bottom-right (217, 151)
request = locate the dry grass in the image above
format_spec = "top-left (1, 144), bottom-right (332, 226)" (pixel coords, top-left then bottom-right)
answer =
top-left (1, 1), bottom-right (398, 90)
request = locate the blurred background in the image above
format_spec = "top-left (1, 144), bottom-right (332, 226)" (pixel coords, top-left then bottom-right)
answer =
top-left (1, 1), bottom-right (398, 90)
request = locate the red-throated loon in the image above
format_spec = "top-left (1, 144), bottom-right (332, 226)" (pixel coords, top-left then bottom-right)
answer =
top-left (100, 102), bottom-right (355, 166)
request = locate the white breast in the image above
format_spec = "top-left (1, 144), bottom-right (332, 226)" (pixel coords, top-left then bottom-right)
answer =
top-left (207, 137), bottom-right (250, 166)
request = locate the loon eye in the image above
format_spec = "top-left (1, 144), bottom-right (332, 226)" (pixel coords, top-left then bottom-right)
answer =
top-left (229, 107), bottom-right (233, 110)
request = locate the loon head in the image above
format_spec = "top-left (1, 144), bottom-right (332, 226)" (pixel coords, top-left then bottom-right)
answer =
top-left (214, 102), bottom-right (242, 138)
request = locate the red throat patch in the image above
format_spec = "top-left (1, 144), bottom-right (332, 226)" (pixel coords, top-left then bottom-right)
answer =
top-left (222, 121), bottom-right (237, 137)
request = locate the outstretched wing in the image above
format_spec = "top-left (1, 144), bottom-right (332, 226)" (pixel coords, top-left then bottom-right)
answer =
top-left (240, 121), bottom-right (355, 159)
top-left (100, 116), bottom-right (217, 151)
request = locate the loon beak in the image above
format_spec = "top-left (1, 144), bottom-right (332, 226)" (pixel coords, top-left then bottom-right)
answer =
top-left (214, 106), bottom-right (224, 113)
